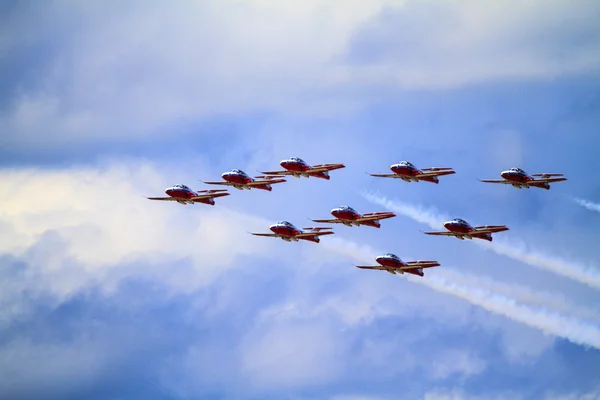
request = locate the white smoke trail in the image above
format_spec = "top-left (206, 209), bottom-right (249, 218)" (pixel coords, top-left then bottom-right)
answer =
top-left (322, 237), bottom-right (600, 349)
top-left (574, 198), bottom-right (600, 214)
top-left (363, 191), bottom-right (600, 290)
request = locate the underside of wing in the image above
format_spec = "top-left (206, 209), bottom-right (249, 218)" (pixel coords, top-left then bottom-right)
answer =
top-left (147, 197), bottom-right (179, 201)
top-left (423, 231), bottom-right (458, 236)
top-left (479, 179), bottom-right (511, 184)
top-left (296, 231), bottom-right (334, 238)
top-left (403, 261), bottom-right (440, 268)
top-left (421, 167), bottom-right (454, 172)
top-left (369, 173), bottom-right (399, 178)
top-left (357, 212), bottom-right (396, 222)
top-left (418, 170), bottom-right (456, 178)
top-left (309, 163), bottom-right (346, 173)
top-left (201, 181), bottom-right (234, 186)
top-left (311, 218), bottom-right (342, 224)
top-left (248, 178), bottom-right (287, 185)
top-left (531, 173), bottom-right (564, 177)
top-left (532, 177), bottom-right (568, 184)
top-left (250, 233), bottom-right (279, 237)
top-left (258, 170), bottom-right (292, 176)
top-left (473, 225), bottom-right (509, 234)
top-left (191, 192), bottom-right (230, 201)
top-left (355, 265), bottom-right (387, 270)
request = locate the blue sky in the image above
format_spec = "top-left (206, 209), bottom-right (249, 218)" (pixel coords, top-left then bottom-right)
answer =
top-left (1, 1), bottom-right (600, 399)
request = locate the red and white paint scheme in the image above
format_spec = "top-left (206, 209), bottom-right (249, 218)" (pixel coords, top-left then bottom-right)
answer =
top-left (260, 157), bottom-right (345, 180)
top-left (423, 218), bottom-right (509, 242)
top-left (369, 161), bottom-right (455, 183)
top-left (480, 167), bottom-right (567, 190)
top-left (203, 169), bottom-right (286, 191)
top-left (250, 221), bottom-right (334, 243)
top-left (356, 253), bottom-right (440, 277)
top-left (147, 184), bottom-right (230, 205)
top-left (311, 205), bottom-right (396, 228)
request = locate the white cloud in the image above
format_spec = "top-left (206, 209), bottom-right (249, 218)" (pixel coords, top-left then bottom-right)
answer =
top-left (345, 0), bottom-right (600, 89)
top-left (424, 388), bottom-right (523, 400)
top-left (2, 0), bottom-right (599, 150)
top-left (430, 349), bottom-right (487, 380)
top-left (0, 159), bottom-right (275, 300)
top-left (241, 319), bottom-right (345, 390)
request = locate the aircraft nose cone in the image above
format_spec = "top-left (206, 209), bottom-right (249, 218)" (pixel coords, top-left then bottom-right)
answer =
top-left (280, 160), bottom-right (288, 166)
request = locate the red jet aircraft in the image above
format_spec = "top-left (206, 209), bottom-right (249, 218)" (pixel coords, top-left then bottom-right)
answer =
top-left (423, 218), bottom-right (509, 242)
top-left (250, 221), bottom-right (334, 243)
top-left (147, 184), bottom-right (230, 205)
top-left (202, 169), bottom-right (286, 191)
top-left (356, 253), bottom-right (440, 277)
top-left (369, 161), bottom-right (455, 183)
top-left (260, 157), bottom-right (345, 180)
top-left (311, 205), bottom-right (396, 228)
top-left (479, 167), bottom-right (567, 190)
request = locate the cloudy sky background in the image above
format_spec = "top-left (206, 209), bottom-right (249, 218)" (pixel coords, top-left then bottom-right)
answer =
top-left (1, 0), bottom-right (600, 398)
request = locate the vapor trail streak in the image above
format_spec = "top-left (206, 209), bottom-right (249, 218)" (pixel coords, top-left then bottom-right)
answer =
top-left (363, 191), bottom-right (600, 290)
top-left (322, 237), bottom-right (600, 349)
top-left (574, 198), bottom-right (600, 214)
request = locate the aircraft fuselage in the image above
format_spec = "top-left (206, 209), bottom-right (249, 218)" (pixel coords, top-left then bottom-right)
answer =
top-left (280, 159), bottom-right (331, 180)
top-left (443, 220), bottom-right (492, 241)
top-left (390, 163), bottom-right (439, 183)
top-left (222, 170), bottom-right (273, 191)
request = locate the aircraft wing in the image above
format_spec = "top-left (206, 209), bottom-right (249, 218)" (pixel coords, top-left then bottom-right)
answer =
top-left (201, 180), bottom-right (236, 186)
top-left (191, 192), bottom-right (230, 201)
top-left (258, 169), bottom-right (293, 176)
top-left (479, 179), bottom-right (512, 184)
top-left (250, 233), bottom-right (280, 237)
top-left (418, 169), bottom-right (456, 178)
top-left (421, 167), bottom-right (455, 172)
top-left (532, 177), bottom-right (568, 184)
top-left (356, 212), bottom-right (396, 222)
top-left (295, 231), bottom-right (335, 238)
top-left (473, 225), bottom-right (509, 234)
top-left (422, 231), bottom-right (460, 236)
top-left (147, 197), bottom-right (181, 201)
top-left (355, 265), bottom-right (389, 271)
top-left (369, 173), bottom-right (400, 178)
top-left (311, 218), bottom-right (344, 224)
top-left (403, 261), bottom-right (440, 268)
top-left (247, 178), bottom-right (287, 186)
top-left (309, 163), bottom-right (346, 173)
top-left (531, 173), bottom-right (565, 178)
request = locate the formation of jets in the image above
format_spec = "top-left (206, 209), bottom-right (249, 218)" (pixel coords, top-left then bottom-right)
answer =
top-left (147, 159), bottom-right (567, 277)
